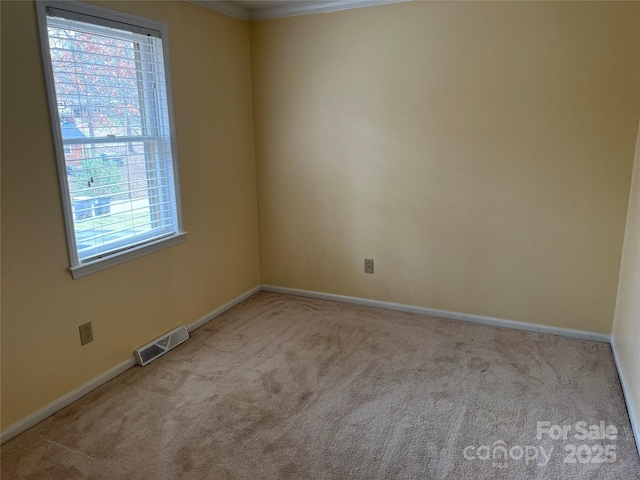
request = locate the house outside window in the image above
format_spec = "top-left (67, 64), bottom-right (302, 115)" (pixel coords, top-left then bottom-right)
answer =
top-left (36, 1), bottom-right (186, 278)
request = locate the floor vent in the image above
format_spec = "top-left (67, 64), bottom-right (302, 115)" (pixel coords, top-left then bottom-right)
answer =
top-left (134, 325), bottom-right (189, 366)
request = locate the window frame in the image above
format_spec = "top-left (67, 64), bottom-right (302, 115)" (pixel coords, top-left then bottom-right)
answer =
top-left (36, 1), bottom-right (186, 279)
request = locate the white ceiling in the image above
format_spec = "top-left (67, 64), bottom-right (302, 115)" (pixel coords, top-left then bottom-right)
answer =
top-left (188, 0), bottom-right (410, 21)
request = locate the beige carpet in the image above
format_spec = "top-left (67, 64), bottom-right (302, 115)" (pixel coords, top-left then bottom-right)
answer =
top-left (2, 292), bottom-right (639, 479)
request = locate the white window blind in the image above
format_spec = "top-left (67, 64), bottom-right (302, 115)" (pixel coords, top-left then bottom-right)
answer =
top-left (38, 2), bottom-right (185, 277)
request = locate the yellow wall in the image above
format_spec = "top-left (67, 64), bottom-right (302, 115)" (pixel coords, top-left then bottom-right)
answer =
top-left (0, 1), bottom-right (260, 429)
top-left (250, 1), bottom-right (640, 334)
top-left (613, 121), bottom-right (640, 430)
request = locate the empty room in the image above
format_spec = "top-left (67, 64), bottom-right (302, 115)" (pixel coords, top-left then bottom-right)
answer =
top-left (2, 0), bottom-right (640, 478)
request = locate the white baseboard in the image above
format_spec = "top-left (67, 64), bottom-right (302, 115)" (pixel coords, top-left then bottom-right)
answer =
top-left (187, 285), bottom-right (262, 332)
top-left (610, 338), bottom-right (640, 459)
top-left (261, 285), bottom-right (612, 344)
top-left (0, 285), bottom-right (262, 445)
top-left (0, 357), bottom-right (136, 445)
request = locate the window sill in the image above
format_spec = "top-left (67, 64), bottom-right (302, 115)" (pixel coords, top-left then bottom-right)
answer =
top-left (69, 231), bottom-right (187, 279)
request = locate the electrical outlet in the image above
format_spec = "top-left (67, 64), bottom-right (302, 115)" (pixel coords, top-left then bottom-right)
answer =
top-left (79, 322), bottom-right (93, 345)
top-left (364, 258), bottom-right (374, 274)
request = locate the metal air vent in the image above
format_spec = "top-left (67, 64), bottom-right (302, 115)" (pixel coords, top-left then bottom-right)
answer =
top-left (134, 325), bottom-right (189, 366)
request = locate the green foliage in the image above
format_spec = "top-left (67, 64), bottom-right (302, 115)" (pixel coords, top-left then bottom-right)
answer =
top-left (73, 156), bottom-right (124, 198)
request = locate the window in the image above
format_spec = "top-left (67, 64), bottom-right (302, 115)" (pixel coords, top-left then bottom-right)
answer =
top-left (36, 1), bottom-right (186, 278)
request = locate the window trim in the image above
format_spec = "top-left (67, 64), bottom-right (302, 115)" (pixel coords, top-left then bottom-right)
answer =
top-left (36, 1), bottom-right (186, 279)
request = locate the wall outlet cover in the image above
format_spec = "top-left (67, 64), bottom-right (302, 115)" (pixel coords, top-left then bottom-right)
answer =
top-left (79, 322), bottom-right (93, 345)
top-left (365, 258), bottom-right (374, 274)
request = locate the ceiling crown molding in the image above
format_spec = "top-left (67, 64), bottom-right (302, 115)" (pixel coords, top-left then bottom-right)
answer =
top-left (249, 0), bottom-right (410, 21)
top-left (187, 0), bottom-right (411, 22)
